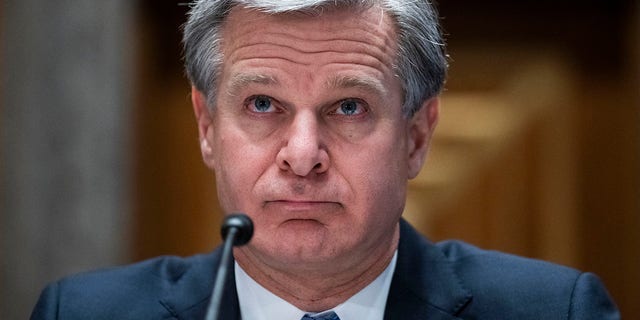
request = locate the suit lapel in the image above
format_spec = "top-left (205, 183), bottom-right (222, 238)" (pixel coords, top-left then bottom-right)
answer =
top-left (158, 250), bottom-right (241, 320)
top-left (384, 220), bottom-right (472, 320)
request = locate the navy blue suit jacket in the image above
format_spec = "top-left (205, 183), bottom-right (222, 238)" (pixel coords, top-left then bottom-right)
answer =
top-left (31, 220), bottom-right (620, 319)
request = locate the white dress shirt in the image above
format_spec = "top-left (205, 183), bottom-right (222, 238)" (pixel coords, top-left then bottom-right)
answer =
top-left (235, 251), bottom-right (398, 320)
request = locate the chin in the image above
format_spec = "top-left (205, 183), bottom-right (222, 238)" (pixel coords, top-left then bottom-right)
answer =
top-left (255, 234), bottom-right (342, 264)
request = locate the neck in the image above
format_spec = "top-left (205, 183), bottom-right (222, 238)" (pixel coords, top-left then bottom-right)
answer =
top-left (234, 226), bottom-right (399, 312)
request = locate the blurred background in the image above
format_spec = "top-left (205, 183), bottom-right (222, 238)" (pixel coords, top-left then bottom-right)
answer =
top-left (1, 0), bottom-right (638, 319)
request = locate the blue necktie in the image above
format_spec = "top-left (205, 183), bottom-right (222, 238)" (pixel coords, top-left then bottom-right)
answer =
top-left (300, 311), bottom-right (340, 320)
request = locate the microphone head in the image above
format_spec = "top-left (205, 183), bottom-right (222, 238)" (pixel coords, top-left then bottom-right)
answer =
top-left (221, 213), bottom-right (254, 246)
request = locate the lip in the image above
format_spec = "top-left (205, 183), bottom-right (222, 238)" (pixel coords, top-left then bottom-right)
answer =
top-left (264, 200), bottom-right (342, 211)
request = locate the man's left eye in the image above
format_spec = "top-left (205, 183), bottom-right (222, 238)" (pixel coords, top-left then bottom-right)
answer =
top-left (247, 95), bottom-right (276, 113)
top-left (334, 99), bottom-right (366, 116)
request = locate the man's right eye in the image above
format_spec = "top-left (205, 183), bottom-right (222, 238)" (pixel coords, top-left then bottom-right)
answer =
top-left (247, 95), bottom-right (275, 113)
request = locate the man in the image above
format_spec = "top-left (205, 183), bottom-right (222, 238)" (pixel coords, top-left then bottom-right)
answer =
top-left (32, 0), bottom-right (620, 319)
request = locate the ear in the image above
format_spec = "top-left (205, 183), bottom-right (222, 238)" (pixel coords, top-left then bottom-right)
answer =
top-left (191, 86), bottom-right (216, 168)
top-left (407, 97), bottom-right (439, 179)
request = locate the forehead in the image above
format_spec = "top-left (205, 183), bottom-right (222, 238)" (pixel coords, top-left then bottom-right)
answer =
top-left (217, 5), bottom-right (400, 93)
top-left (220, 5), bottom-right (398, 64)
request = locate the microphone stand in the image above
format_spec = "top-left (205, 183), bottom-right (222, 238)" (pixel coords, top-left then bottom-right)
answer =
top-left (204, 213), bottom-right (253, 320)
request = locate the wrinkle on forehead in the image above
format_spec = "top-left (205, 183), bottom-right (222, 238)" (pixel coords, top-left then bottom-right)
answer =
top-left (221, 5), bottom-right (399, 70)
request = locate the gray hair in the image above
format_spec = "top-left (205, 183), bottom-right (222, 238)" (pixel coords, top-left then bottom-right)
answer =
top-left (182, 0), bottom-right (447, 117)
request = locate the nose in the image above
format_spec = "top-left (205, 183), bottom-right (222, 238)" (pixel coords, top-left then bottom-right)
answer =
top-left (276, 111), bottom-right (329, 176)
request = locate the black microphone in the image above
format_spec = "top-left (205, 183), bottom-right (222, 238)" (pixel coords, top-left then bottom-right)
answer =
top-left (204, 213), bottom-right (254, 320)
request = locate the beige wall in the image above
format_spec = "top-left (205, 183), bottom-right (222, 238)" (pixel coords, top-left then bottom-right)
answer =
top-left (1, 1), bottom-right (134, 319)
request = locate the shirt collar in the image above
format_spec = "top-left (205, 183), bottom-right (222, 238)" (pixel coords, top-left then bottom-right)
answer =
top-left (235, 251), bottom-right (398, 320)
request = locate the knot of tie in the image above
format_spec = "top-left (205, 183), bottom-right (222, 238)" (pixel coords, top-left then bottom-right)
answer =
top-left (300, 311), bottom-right (340, 320)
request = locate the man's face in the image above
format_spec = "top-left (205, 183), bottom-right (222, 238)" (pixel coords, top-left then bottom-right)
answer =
top-left (193, 6), bottom-right (437, 272)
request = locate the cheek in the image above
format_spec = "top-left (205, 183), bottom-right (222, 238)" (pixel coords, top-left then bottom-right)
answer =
top-left (212, 134), bottom-right (273, 211)
top-left (361, 159), bottom-right (407, 208)
top-left (344, 133), bottom-right (408, 213)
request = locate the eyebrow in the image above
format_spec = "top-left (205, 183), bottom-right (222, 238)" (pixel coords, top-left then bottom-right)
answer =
top-left (226, 72), bottom-right (279, 97)
top-left (326, 75), bottom-right (388, 97)
top-left (225, 72), bottom-right (387, 99)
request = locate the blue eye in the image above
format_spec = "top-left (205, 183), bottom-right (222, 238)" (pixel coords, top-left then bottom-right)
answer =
top-left (253, 96), bottom-right (272, 112)
top-left (335, 99), bottom-right (365, 116)
top-left (340, 100), bottom-right (357, 115)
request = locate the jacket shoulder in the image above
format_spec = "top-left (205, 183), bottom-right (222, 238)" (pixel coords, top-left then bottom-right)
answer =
top-left (436, 239), bottom-right (578, 278)
top-left (31, 253), bottom-right (218, 319)
top-left (435, 240), bottom-right (619, 319)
